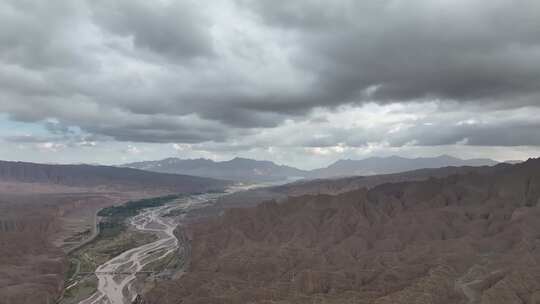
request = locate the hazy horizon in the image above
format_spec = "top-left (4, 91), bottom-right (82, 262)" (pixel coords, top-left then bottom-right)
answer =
top-left (0, 152), bottom-right (523, 172)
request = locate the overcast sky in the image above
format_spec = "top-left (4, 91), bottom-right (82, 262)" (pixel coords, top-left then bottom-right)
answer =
top-left (1, 0), bottom-right (540, 169)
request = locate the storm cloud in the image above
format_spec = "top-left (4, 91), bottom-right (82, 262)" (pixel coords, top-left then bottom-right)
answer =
top-left (0, 0), bottom-right (540, 166)
top-left (245, 0), bottom-right (540, 104)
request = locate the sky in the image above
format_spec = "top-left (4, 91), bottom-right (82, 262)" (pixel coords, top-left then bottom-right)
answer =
top-left (1, 0), bottom-right (540, 170)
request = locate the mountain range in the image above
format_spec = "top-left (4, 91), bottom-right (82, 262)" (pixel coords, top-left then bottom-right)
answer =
top-left (122, 155), bottom-right (500, 182)
top-left (122, 157), bottom-right (306, 182)
top-left (142, 158), bottom-right (540, 304)
top-left (0, 160), bottom-right (230, 194)
top-left (308, 155), bottom-right (499, 178)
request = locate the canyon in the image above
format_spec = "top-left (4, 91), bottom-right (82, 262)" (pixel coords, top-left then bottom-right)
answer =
top-left (0, 161), bottom-right (230, 304)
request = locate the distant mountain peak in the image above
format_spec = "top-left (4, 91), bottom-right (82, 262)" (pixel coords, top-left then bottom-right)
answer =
top-left (123, 157), bottom-right (306, 182)
top-left (310, 155), bottom-right (498, 179)
top-left (123, 155), bottom-right (499, 182)
top-left (229, 157), bottom-right (257, 163)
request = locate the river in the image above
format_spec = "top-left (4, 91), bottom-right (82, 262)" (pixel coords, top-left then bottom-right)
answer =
top-left (77, 192), bottom-right (224, 304)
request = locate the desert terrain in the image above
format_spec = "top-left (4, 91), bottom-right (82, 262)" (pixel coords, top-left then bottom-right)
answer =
top-left (0, 191), bottom-right (160, 304)
top-left (0, 161), bottom-right (230, 304)
top-left (142, 159), bottom-right (540, 304)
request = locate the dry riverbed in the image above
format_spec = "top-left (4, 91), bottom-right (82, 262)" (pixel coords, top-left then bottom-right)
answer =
top-left (61, 221), bottom-right (157, 304)
top-left (58, 193), bottom-right (225, 304)
top-left (59, 195), bottom-right (183, 304)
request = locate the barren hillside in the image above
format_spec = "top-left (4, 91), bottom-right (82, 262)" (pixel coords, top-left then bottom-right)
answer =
top-left (213, 164), bottom-right (505, 212)
top-left (143, 158), bottom-right (540, 304)
top-left (0, 195), bottom-right (67, 304)
top-left (0, 160), bottom-right (230, 194)
top-left (0, 161), bottom-right (231, 304)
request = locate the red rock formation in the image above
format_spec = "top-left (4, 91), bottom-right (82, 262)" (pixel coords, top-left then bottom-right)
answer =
top-left (143, 159), bottom-right (540, 303)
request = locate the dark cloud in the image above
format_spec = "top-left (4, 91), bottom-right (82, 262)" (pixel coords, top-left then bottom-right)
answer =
top-left (88, 120), bottom-right (231, 143)
top-left (241, 0), bottom-right (540, 106)
top-left (388, 121), bottom-right (540, 147)
top-left (0, 0), bottom-right (540, 149)
top-left (3, 135), bottom-right (51, 143)
top-left (90, 0), bottom-right (214, 61)
top-left (0, 0), bottom-right (93, 69)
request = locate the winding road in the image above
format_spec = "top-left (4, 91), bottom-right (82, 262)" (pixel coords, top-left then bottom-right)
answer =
top-left (78, 193), bottom-right (222, 304)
